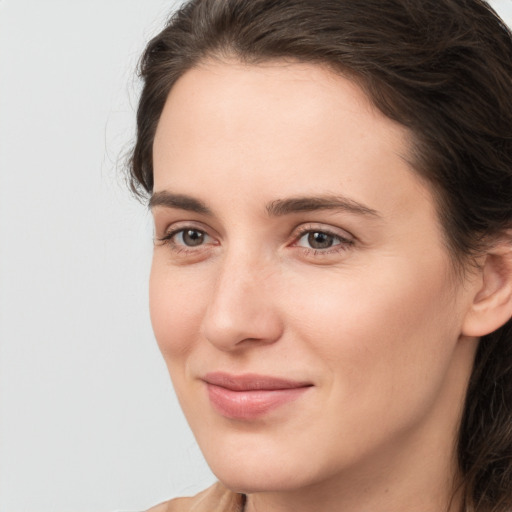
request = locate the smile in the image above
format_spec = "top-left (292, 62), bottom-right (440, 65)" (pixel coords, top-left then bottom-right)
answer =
top-left (203, 372), bottom-right (313, 420)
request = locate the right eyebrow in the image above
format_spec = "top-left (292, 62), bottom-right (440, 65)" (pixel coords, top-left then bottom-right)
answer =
top-left (149, 191), bottom-right (212, 215)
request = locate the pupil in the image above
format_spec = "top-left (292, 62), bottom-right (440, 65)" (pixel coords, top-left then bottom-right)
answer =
top-left (183, 229), bottom-right (204, 246)
top-left (308, 232), bottom-right (333, 249)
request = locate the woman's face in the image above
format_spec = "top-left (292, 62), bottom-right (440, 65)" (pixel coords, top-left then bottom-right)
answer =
top-left (150, 61), bottom-right (478, 494)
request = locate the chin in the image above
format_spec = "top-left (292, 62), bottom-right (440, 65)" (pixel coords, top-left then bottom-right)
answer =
top-left (213, 463), bottom-right (314, 495)
top-left (201, 436), bottom-right (327, 494)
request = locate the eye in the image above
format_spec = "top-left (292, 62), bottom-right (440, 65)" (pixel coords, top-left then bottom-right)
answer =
top-left (296, 230), bottom-right (343, 250)
top-left (157, 226), bottom-right (214, 249)
top-left (175, 228), bottom-right (209, 247)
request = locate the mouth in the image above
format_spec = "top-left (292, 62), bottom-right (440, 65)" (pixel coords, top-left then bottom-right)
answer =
top-left (202, 372), bottom-right (313, 420)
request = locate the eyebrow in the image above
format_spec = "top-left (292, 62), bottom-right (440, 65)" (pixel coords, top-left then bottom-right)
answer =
top-left (149, 191), bottom-right (380, 218)
top-left (149, 191), bottom-right (212, 215)
top-left (266, 195), bottom-right (380, 218)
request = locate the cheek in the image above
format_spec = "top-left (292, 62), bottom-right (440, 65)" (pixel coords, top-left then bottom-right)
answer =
top-left (284, 255), bottom-right (459, 408)
top-left (149, 258), bottom-right (208, 361)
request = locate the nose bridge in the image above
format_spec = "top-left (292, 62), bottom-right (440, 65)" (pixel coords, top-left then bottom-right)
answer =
top-left (201, 245), bottom-right (282, 350)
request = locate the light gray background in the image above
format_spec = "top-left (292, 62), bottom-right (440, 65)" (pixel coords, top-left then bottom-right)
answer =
top-left (1, 1), bottom-right (511, 511)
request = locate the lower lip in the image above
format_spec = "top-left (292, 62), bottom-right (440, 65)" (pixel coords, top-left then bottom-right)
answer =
top-left (206, 383), bottom-right (311, 420)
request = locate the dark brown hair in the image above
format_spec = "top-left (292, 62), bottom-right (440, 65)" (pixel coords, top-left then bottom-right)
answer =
top-left (129, 1), bottom-right (512, 510)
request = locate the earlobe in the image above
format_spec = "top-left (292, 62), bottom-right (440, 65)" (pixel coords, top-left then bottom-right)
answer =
top-left (462, 241), bottom-right (512, 337)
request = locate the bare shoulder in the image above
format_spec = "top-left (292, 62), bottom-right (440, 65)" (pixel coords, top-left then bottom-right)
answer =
top-left (145, 495), bottom-right (194, 512)
top-left (143, 483), bottom-right (245, 512)
top-left (145, 501), bottom-right (170, 512)
top-left (144, 496), bottom-right (189, 512)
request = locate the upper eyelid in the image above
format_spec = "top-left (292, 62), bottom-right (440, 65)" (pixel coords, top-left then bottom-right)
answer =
top-left (292, 230), bottom-right (354, 251)
top-left (160, 226), bottom-right (213, 242)
top-left (155, 220), bottom-right (355, 243)
top-left (155, 225), bottom-right (355, 262)
top-left (155, 228), bottom-right (217, 253)
top-left (292, 223), bottom-right (355, 240)
top-left (157, 220), bottom-right (215, 237)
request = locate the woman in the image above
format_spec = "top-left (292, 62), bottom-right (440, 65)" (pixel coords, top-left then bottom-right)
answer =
top-left (129, 0), bottom-right (512, 511)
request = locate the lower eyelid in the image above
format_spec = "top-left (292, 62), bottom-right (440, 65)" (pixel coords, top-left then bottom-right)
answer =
top-left (157, 225), bottom-right (353, 254)
top-left (160, 228), bottom-right (220, 253)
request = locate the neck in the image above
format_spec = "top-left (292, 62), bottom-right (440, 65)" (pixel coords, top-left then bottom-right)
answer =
top-left (245, 438), bottom-right (463, 512)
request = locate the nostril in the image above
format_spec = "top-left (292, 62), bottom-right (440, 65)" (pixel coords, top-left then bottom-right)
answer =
top-left (200, 299), bottom-right (283, 351)
top-left (199, 259), bottom-right (284, 350)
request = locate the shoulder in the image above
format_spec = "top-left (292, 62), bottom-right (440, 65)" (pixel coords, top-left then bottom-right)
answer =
top-left (145, 482), bottom-right (245, 512)
top-left (146, 502), bottom-right (170, 512)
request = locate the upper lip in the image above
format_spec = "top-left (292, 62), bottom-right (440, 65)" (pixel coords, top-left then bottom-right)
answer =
top-left (203, 372), bottom-right (313, 391)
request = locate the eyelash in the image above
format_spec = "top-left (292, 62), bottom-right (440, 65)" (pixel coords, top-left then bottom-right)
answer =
top-left (292, 226), bottom-right (354, 256)
top-left (156, 227), bottom-right (216, 255)
top-left (156, 225), bottom-right (354, 257)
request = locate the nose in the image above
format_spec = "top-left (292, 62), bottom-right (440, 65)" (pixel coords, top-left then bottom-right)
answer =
top-left (200, 255), bottom-right (284, 351)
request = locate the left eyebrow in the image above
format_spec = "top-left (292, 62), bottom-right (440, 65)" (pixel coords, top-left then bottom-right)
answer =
top-left (266, 195), bottom-right (380, 218)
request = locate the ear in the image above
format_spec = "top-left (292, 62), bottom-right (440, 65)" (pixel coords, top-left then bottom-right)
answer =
top-left (462, 238), bottom-right (512, 337)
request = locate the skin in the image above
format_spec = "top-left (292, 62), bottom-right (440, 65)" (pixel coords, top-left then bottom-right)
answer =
top-left (149, 60), bottom-right (483, 512)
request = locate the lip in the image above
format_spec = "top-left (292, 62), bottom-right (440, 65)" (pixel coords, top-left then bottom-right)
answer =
top-left (203, 372), bottom-right (313, 420)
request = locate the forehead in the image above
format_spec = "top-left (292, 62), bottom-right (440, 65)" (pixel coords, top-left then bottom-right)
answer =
top-left (152, 59), bottom-right (429, 220)
top-left (155, 59), bottom-right (396, 151)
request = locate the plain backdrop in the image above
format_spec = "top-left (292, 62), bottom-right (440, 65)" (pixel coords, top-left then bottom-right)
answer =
top-left (0, 1), bottom-right (511, 511)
